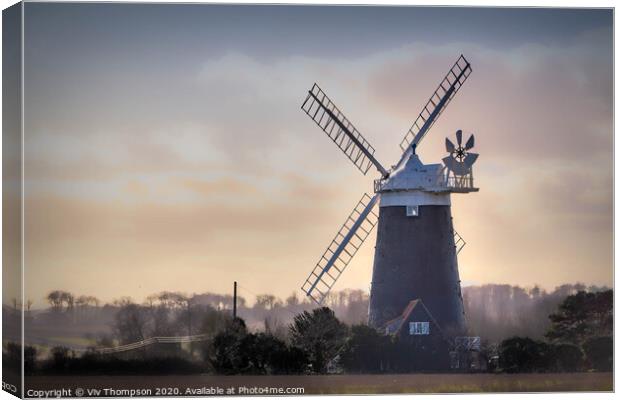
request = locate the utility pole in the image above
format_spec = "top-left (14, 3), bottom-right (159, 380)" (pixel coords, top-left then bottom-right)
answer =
top-left (233, 281), bottom-right (237, 319)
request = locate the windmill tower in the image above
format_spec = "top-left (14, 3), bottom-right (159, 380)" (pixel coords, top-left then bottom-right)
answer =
top-left (300, 55), bottom-right (478, 339)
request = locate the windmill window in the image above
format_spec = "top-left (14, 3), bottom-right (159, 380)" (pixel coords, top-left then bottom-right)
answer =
top-left (406, 205), bottom-right (419, 217)
top-left (409, 321), bottom-right (430, 335)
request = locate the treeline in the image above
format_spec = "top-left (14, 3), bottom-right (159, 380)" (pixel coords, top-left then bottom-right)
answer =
top-left (206, 289), bottom-right (613, 375)
top-left (496, 290), bottom-right (612, 372)
top-left (6, 289), bottom-right (612, 375)
top-left (463, 283), bottom-right (609, 342)
top-left (8, 282), bottom-right (609, 349)
top-left (22, 283), bottom-right (608, 334)
top-left (10, 307), bottom-right (458, 375)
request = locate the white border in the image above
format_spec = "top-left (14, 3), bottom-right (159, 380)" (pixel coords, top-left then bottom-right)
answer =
top-left (0, 2), bottom-right (615, 400)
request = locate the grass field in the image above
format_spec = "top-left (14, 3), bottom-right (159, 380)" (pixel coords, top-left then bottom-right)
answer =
top-left (23, 372), bottom-right (612, 395)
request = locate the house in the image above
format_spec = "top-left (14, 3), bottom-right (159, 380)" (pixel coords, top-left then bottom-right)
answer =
top-left (383, 299), bottom-right (453, 371)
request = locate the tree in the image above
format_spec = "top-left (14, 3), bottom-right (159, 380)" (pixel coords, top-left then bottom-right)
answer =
top-left (583, 336), bottom-right (612, 371)
top-left (114, 302), bottom-right (149, 344)
top-left (207, 318), bottom-right (249, 374)
top-left (550, 343), bottom-right (583, 372)
top-left (112, 296), bottom-right (134, 307)
top-left (200, 305), bottom-right (232, 337)
top-left (343, 290), bottom-right (369, 325)
top-left (340, 324), bottom-right (391, 373)
top-left (24, 345), bottom-right (37, 374)
top-left (46, 290), bottom-right (76, 313)
top-left (240, 333), bottom-right (275, 374)
top-left (289, 307), bottom-right (347, 373)
top-left (236, 296), bottom-right (247, 308)
top-left (206, 318), bottom-right (308, 375)
top-left (89, 296), bottom-right (101, 308)
top-left (47, 291), bottom-right (64, 312)
top-left (25, 299), bottom-right (34, 322)
top-left (245, 333), bottom-right (308, 374)
top-left (162, 292), bottom-right (195, 337)
top-left (211, 332), bottom-right (244, 374)
top-left (149, 304), bottom-right (176, 337)
top-left (62, 292), bottom-right (75, 312)
top-left (76, 295), bottom-right (89, 309)
top-left (285, 292), bottom-right (300, 307)
top-left (460, 283), bottom-right (608, 343)
top-left (546, 290), bottom-right (612, 346)
top-left (268, 342), bottom-right (308, 375)
top-left (255, 294), bottom-right (277, 310)
top-left (499, 337), bottom-right (552, 373)
top-left (49, 347), bottom-right (71, 371)
top-left (264, 315), bottom-right (287, 340)
top-left (4, 342), bottom-right (21, 371)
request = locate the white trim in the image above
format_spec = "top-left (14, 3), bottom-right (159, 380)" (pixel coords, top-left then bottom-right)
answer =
top-left (380, 190), bottom-right (451, 207)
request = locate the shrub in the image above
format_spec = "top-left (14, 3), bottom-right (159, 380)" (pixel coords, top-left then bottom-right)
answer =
top-left (24, 346), bottom-right (37, 374)
top-left (207, 317), bottom-right (308, 375)
top-left (499, 337), bottom-right (552, 373)
top-left (289, 307), bottom-right (347, 374)
top-left (50, 347), bottom-right (71, 370)
top-left (550, 343), bottom-right (583, 372)
top-left (340, 324), bottom-right (391, 373)
top-left (583, 336), bottom-right (612, 371)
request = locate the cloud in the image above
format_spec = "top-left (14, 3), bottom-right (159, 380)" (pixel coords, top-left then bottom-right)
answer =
top-left (23, 179), bottom-right (354, 302)
top-left (365, 30), bottom-right (612, 164)
top-left (22, 26), bottom-right (613, 303)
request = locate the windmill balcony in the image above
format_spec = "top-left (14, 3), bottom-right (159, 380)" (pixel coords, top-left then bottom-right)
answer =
top-left (444, 174), bottom-right (478, 192)
top-left (374, 171), bottom-right (477, 193)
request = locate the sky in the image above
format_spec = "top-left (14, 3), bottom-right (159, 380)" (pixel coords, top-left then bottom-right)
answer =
top-left (13, 4), bottom-right (613, 306)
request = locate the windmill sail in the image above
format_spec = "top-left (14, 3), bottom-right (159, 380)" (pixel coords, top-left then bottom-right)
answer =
top-left (302, 84), bottom-right (388, 177)
top-left (453, 229), bottom-right (466, 255)
top-left (302, 193), bottom-right (379, 305)
top-left (399, 55), bottom-right (472, 152)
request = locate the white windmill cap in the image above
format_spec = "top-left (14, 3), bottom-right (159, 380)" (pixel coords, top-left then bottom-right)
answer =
top-left (381, 154), bottom-right (443, 192)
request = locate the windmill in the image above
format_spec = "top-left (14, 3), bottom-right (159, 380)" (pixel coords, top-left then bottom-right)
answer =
top-left (300, 55), bottom-right (478, 337)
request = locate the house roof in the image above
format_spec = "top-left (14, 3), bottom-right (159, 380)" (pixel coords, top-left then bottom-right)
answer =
top-left (383, 299), bottom-right (419, 334)
top-left (383, 299), bottom-right (449, 342)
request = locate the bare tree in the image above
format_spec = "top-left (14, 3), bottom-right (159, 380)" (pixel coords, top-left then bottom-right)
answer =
top-left (112, 296), bottom-right (134, 307)
top-left (170, 292), bottom-right (193, 336)
top-left (286, 292), bottom-right (300, 307)
top-left (61, 292), bottom-right (75, 311)
top-left (114, 301), bottom-right (149, 344)
top-left (255, 294), bottom-right (277, 310)
top-left (47, 291), bottom-right (64, 312)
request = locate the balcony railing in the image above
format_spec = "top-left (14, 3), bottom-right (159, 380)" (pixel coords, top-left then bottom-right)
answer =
top-left (444, 174), bottom-right (475, 190)
top-left (374, 170), bottom-right (476, 193)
